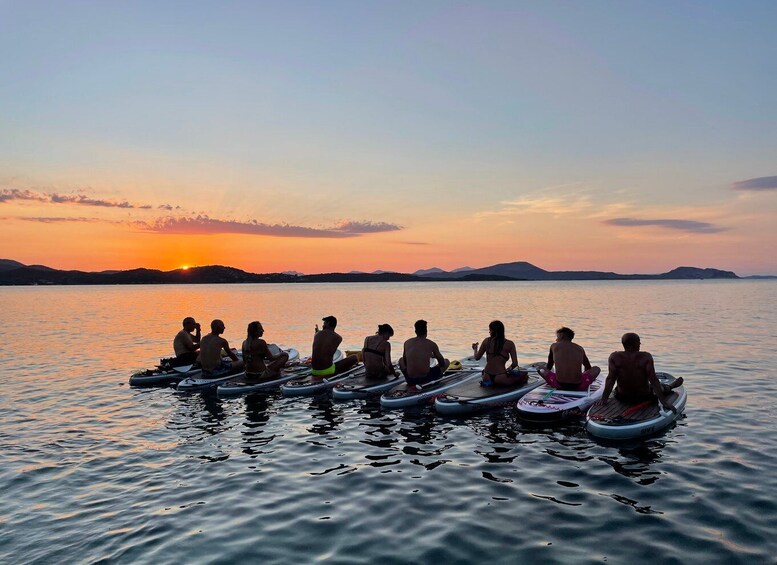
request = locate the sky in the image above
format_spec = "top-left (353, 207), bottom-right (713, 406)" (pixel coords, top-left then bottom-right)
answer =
top-left (1, 1), bottom-right (776, 275)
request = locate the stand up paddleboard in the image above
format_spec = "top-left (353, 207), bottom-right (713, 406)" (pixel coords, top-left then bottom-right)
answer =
top-left (129, 363), bottom-right (200, 387)
top-left (434, 362), bottom-right (545, 416)
top-left (176, 349), bottom-right (246, 392)
top-left (380, 368), bottom-right (482, 409)
top-left (516, 372), bottom-right (606, 423)
top-left (217, 365), bottom-right (310, 396)
top-left (586, 373), bottom-right (686, 440)
top-left (331, 364), bottom-right (404, 400)
top-left (280, 351), bottom-right (361, 397)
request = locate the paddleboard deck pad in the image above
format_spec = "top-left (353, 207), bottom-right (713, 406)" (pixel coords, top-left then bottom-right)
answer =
top-left (380, 369), bottom-right (482, 409)
top-left (217, 363), bottom-right (311, 396)
top-left (516, 372), bottom-right (606, 422)
top-left (435, 368), bottom-right (544, 416)
top-left (586, 373), bottom-right (686, 440)
top-left (177, 363), bottom-right (245, 392)
top-left (332, 364), bottom-right (404, 400)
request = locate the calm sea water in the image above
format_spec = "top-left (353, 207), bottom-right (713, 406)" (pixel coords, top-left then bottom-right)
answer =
top-left (1, 281), bottom-right (775, 564)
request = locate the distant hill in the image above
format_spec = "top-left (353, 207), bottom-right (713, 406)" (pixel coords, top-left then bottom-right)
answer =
top-left (0, 259), bottom-right (25, 271)
top-left (0, 259), bottom-right (742, 285)
top-left (413, 267), bottom-right (445, 276)
top-left (417, 261), bottom-right (739, 281)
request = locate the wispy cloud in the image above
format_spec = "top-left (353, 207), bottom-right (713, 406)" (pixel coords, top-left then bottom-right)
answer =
top-left (17, 216), bottom-right (102, 223)
top-left (138, 216), bottom-right (402, 238)
top-left (603, 218), bottom-right (727, 234)
top-left (0, 188), bottom-right (155, 209)
top-left (731, 176), bottom-right (777, 191)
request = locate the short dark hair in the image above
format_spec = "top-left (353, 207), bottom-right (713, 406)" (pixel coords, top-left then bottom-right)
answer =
top-left (414, 319), bottom-right (427, 336)
top-left (211, 319), bottom-right (223, 332)
top-left (377, 323), bottom-right (394, 336)
top-left (622, 332), bottom-right (641, 349)
top-left (182, 317), bottom-right (195, 327)
top-left (556, 327), bottom-right (575, 340)
top-left (322, 315), bottom-right (338, 329)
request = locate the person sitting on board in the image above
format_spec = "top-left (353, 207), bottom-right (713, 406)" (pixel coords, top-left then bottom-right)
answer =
top-left (311, 315), bottom-right (359, 381)
top-left (399, 319), bottom-right (450, 388)
top-left (199, 319), bottom-right (243, 376)
top-left (172, 316), bottom-right (201, 365)
top-left (362, 323), bottom-right (399, 380)
top-left (471, 320), bottom-right (526, 387)
top-left (538, 326), bottom-right (601, 391)
top-left (242, 321), bottom-right (289, 382)
top-left (600, 332), bottom-right (681, 413)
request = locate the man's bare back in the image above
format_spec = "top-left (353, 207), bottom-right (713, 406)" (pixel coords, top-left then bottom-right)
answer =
top-left (312, 328), bottom-right (341, 370)
top-left (539, 327), bottom-right (600, 390)
top-left (402, 336), bottom-right (444, 377)
top-left (199, 333), bottom-right (230, 371)
top-left (198, 319), bottom-right (241, 372)
top-left (607, 350), bottom-right (654, 398)
top-left (601, 332), bottom-right (680, 412)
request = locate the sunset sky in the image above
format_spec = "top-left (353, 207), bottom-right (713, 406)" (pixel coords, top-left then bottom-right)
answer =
top-left (2, 1), bottom-right (776, 275)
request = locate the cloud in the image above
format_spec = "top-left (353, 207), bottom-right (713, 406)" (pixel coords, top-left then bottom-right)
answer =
top-left (332, 220), bottom-right (402, 233)
top-left (139, 215), bottom-right (402, 238)
top-left (603, 217), bottom-right (727, 234)
top-left (0, 189), bottom-right (48, 203)
top-left (731, 176), bottom-right (777, 191)
top-left (17, 216), bottom-right (102, 223)
top-left (0, 188), bottom-right (157, 209)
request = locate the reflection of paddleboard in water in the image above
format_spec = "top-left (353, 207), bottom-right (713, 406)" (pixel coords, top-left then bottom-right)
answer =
top-left (332, 364), bottom-right (404, 400)
top-left (435, 362), bottom-right (545, 416)
top-left (516, 372), bottom-right (606, 423)
top-left (586, 372), bottom-right (686, 440)
top-left (380, 367), bottom-right (482, 409)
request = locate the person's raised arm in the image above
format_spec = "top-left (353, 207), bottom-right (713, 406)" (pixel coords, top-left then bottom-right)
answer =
top-left (546, 346), bottom-right (555, 371)
top-left (472, 338), bottom-right (488, 361)
top-left (601, 353), bottom-right (618, 403)
top-left (193, 323), bottom-right (201, 345)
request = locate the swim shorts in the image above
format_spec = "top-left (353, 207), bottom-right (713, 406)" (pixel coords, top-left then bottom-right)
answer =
top-left (543, 369), bottom-right (595, 391)
top-left (311, 364), bottom-right (336, 377)
top-left (406, 365), bottom-right (442, 386)
top-left (203, 358), bottom-right (232, 378)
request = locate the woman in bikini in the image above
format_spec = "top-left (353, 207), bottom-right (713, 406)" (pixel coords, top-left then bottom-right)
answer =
top-left (471, 320), bottom-right (525, 387)
top-left (362, 324), bottom-right (398, 379)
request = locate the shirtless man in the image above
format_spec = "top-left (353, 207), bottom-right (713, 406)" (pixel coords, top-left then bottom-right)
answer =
top-left (399, 320), bottom-right (450, 387)
top-left (173, 316), bottom-right (201, 364)
top-left (311, 316), bottom-right (359, 381)
top-left (539, 327), bottom-right (600, 391)
top-left (198, 319), bottom-right (244, 375)
top-left (601, 332), bottom-right (682, 413)
top-left (242, 321), bottom-right (289, 381)
top-left (362, 323), bottom-right (398, 380)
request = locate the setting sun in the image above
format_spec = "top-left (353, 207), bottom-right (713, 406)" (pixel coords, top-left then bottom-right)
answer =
top-left (181, 265), bottom-right (189, 271)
